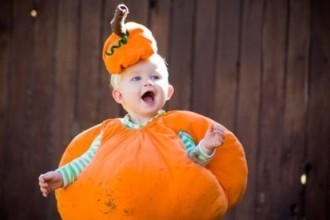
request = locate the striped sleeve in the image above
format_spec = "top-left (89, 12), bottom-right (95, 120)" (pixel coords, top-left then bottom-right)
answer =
top-left (56, 132), bottom-right (102, 187)
top-left (178, 131), bottom-right (215, 166)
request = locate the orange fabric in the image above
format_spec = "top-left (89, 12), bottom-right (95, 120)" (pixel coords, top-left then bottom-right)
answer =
top-left (102, 22), bottom-right (157, 74)
top-left (55, 111), bottom-right (248, 219)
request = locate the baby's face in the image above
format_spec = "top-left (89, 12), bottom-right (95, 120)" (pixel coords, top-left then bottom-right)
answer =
top-left (112, 56), bottom-right (174, 120)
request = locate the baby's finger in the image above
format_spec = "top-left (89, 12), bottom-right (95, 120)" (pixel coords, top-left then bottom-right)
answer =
top-left (213, 131), bottom-right (224, 138)
top-left (39, 175), bottom-right (45, 183)
top-left (40, 187), bottom-right (48, 194)
top-left (206, 125), bottom-right (214, 134)
top-left (214, 133), bottom-right (224, 145)
top-left (213, 124), bottom-right (224, 132)
top-left (42, 191), bottom-right (49, 198)
top-left (40, 183), bottom-right (49, 189)
top-left (212, 128), bottom-right (224, 137)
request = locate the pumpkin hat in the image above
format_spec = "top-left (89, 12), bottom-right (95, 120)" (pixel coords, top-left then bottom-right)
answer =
top-left (102, 4), bottom-right (158, 74)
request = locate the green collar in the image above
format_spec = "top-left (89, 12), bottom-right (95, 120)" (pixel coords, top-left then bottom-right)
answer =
top-left (121, 110), bottom-right (166, 129)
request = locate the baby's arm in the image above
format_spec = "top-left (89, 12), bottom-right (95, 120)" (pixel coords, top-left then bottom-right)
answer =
top-left (181, 124), bottom-right (224, 166)
top-left (38, 132), bottom-right (102, 197)
top-left (198, 124), bottom-right (225, 155)
top-left (39, 171), bottom-right (63, 198)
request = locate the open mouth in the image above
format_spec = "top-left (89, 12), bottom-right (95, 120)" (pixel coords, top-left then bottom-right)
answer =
top-left (141, 91), bottom-right (155, 103)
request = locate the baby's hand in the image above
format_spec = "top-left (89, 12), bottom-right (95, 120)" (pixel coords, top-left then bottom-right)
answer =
top-left (38, 171), bottom-right (64, 197)
top-left (199, 124), bottom-right (225, 155)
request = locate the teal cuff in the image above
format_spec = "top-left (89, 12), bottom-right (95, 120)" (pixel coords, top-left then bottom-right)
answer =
top-left (190, 143), bottom-right (216, 166)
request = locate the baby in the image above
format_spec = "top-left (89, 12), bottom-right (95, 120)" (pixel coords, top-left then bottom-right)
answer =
top-left (39, 4), bottom-right (247, 219)
top-left (39, 53), bottom-right (225, 197)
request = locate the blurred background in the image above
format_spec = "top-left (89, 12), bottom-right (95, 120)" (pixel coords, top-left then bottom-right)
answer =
top-left (0, 0), bottom-right (329, 219)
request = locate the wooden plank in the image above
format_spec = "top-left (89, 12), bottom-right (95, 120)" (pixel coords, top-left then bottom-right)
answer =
top-left (167, 0), bottom-right (195, 110)
top-left (75, 0), bottom-right (103, 132)
top-left (279, 1), bottom-right (310, 219)
top-left (305, 0), bottom-right (330, 219)
top-left (213, 0), bottom-right (241, 131)
top-left (0, 0), bottom-right (11, 140)
top-left (29, 0), bottom-right (60, 219)
top-left (256, 0), bottom-right (287, 219)
top-left (149, 0), bottom-right (171, 58)
top-left (2, 0), bottom-right (36, 219)
top-left (191, 0), bottom-right (218, 117)
top-left (234, 0), bottom-right (264, 219)
top-left (50, 0), bottom-right (80, 172)
top-left (0, 0), bottom-right (12, 218)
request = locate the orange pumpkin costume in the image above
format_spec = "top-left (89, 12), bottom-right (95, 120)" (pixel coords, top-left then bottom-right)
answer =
top-left (55, 4), bottom-right (247, 219)
top-left (56, 111), bottom-right (247, 219)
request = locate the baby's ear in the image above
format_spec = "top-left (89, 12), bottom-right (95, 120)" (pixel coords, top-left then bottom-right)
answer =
top-left (112, 88), bottom-right (123, 104)
top-left (166, 84), bottom-right (174, 100)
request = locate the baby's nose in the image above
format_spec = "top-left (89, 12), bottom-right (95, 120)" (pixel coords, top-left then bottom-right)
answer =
top-left (144, 80), bottom-right (154, 86)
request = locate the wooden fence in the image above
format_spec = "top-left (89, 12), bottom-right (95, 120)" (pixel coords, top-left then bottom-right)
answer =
top-left (0, 0), bottom-right (329, 219)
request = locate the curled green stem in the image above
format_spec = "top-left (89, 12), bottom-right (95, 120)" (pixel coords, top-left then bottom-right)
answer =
top-left (105, 33), bottom-right (129, 56)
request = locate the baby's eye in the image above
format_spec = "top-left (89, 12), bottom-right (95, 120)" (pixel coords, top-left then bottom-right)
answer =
top-left (150, 75), bottom-right (160, 81)
top-left (131, 76), bottom-right (141, 81)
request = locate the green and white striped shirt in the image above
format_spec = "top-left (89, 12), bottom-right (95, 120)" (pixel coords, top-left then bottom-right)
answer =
top-left (57, 111), bottom-right (215, 187)
top-left (56, 133), bottom-right (102, 187)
